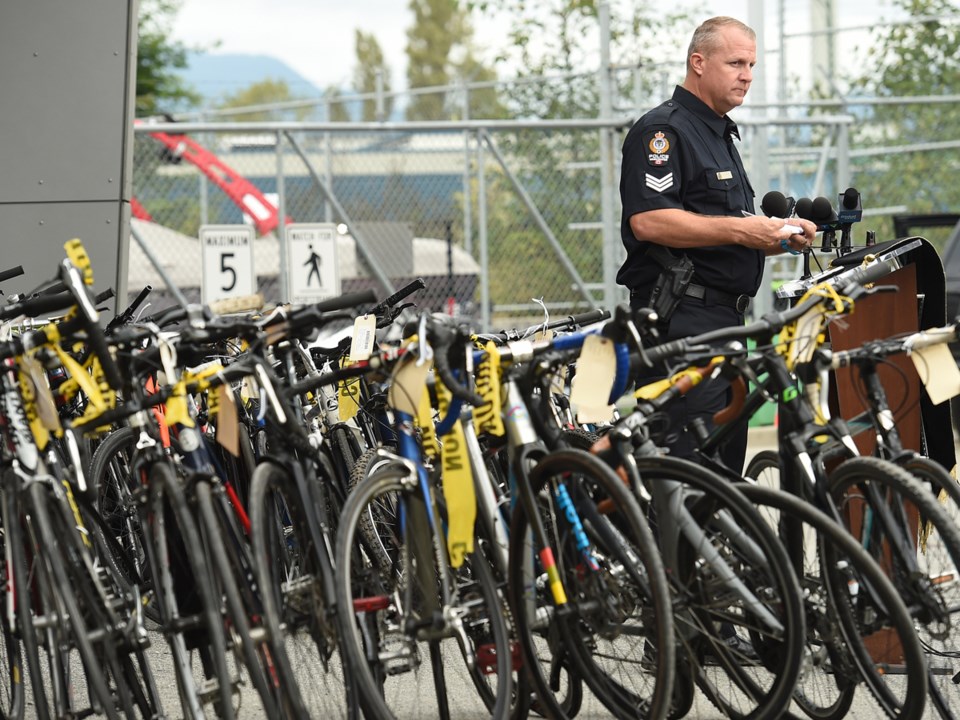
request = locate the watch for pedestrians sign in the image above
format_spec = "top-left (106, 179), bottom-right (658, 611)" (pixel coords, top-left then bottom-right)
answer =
top-left (286, 223), bottom-right (340, 304)
top-left (200, 224), bottom-right (256, 304)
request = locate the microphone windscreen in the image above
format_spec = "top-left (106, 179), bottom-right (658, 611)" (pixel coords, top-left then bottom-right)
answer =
top-left (760, 190), bottom-right (788, 217)
top-left (794, 197), bottom-right (814, 220)
top-left (812, 196), bottom-right (837, 222)
top-left (841, 187), bottom-right (860, 209)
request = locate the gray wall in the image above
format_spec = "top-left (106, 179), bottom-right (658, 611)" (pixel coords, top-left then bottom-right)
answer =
top-left (0, 0), bottom-right (138, 311)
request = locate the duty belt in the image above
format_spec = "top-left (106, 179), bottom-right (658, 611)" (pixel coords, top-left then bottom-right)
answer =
top-left (683, 283), bottom-right (751, 313)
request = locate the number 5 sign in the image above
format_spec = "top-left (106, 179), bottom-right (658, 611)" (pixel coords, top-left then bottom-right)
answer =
top-left (200, 225), bottom-right (256, 304)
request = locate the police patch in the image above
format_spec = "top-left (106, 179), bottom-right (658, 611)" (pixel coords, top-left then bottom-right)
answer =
top-left (646, 130), bottom-right (674, 166)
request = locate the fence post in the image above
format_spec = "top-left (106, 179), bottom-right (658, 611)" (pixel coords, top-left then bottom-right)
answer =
top-left (599, 1), bottom-right (619, 312)
top-left (276, 130), bottom-right (288, 302)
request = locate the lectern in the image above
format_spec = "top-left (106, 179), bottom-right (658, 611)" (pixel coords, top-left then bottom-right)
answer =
top-left (776, 236), bottom-right (955, 472)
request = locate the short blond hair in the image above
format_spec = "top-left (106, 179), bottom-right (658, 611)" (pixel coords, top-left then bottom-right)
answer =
top-left (687, 16), bottom-right (755, 69)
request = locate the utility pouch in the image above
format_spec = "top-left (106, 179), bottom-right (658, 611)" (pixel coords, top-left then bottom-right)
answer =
top-left (647, 245), bottom-right (694, 325)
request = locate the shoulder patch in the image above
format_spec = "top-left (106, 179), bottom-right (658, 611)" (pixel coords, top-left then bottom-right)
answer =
top-left (643, 129), bottom-right (676, 168)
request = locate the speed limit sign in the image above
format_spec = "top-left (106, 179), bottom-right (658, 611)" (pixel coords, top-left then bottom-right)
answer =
top-left (199, 225), bottom-right (256, 304)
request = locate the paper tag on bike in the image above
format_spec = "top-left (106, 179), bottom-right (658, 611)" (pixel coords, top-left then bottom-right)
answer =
top-left (338, 357), bottom-right (361, 422)
top-left (911, 342), bottom-right (960, 404)
top-left (788, 307), bottom-right (823, 367)
top-left (22, 354), bottom-right (62, 436)
top-left (215, 385), bottom-right (240, 456)
top-left (348, 314), bottom-right (376, 362)
top-left (388, 355), bottom-right (433, 416)
top-left (435, 379), bottom-right (475, 568)
top-left (569, 334), bottom-right (616, 423)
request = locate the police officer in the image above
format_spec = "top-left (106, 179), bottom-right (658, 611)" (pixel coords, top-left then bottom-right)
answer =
top-left (619, 16), bottom-right (817, 472)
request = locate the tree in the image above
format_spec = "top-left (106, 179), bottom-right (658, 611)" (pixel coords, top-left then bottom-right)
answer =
top-left (405, 0), bottom-right (501, 120)
top-left (217, 79), bottom-right (312, 121)
top-left (847, 0), bottom-right (960, 247)
top-left (136, 0), bottom-right (201, 116)
top-left (354, 30), bottom-right (393, 121)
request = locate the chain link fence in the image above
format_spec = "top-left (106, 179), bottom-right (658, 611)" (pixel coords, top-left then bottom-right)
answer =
top-left (129, 96), bottom-right (960, 330)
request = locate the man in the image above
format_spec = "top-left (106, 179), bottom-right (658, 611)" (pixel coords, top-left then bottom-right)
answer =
top-left (619, 16), bottom-right (817, 471)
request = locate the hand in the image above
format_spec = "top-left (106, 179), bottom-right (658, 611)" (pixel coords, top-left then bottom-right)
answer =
top-left (778, 217), bottom-right (817, 253)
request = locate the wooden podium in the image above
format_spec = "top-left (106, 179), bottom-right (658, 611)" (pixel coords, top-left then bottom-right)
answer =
top-left (775, 236), bottom-right (955, 470)
top-left (776, 236), bottom-right (955, 664)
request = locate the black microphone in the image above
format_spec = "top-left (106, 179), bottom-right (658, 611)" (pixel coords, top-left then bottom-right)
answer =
top-left (837, 187), bottom-right (863, 225)
top-left (811, 196), bottom-right (839, 251)
top-left (760, 190), bottom-right (797, 219)
top-left (837, 187), bottom-right (862, 251)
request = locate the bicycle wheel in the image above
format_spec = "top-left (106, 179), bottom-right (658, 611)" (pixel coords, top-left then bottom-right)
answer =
top-left (744, 449), bottom-right (780, 486)
top-left (508, 449), bottom-right (674, 720)
top-left (828, 455), bottom-right (960, 718)
top-left (23, 480), bottom-right (120, 720)
top-left (893, 453), bottom-right (960, 719)
top-left (88, 426), bottom-right (160, 622)
top-left (248, 459), bottom-right (353, 718)
top-left (336, 456), bottom-right (513, 720)
top-left (632, 455), bottom-right (805, 720)
top-left (147, 461), bottom-right (236, 720)
top-left (194, 477), bottom-right (286, 717)
top-left (738, 482), bottom-right (928, 719)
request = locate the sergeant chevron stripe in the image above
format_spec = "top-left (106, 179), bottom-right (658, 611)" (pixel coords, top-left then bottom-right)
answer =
top-left (645, 172), bottom-right (673, 192)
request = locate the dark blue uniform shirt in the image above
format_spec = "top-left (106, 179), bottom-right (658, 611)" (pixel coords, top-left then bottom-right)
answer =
top-left (618, 85), bottom-right (764, 299)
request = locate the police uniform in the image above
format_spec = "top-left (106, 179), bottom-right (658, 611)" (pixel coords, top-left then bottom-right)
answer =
top-left (619, 85), bottom-right (762, 471)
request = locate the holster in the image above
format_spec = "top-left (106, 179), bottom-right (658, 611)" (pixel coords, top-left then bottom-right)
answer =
top-left (646, 244), bottom-right (694, 326)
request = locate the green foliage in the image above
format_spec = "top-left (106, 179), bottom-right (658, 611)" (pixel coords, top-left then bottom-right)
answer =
top-left (355, 31), bottom-right (394, 121)
top-left (405, 0), bottom-right (504, 120)
top-left (848, 0), bottom-right (960, 246)
top-left (216, 78), bottom-right (311, 121)
top-left (136, 0), bottom-right (201, 116)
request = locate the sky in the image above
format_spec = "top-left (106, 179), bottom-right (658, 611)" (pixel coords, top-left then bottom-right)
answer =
top-left (169, 1), bottom-right (912, 103)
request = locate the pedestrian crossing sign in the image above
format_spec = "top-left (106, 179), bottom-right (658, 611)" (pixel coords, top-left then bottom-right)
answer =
top-left (285, 223), bottom-right (341, 304)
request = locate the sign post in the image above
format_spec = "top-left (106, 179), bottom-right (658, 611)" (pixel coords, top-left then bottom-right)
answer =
top-left (200, 224), bottom-right (256, 304)
top-left (285, 223), bottom-right (340, 304)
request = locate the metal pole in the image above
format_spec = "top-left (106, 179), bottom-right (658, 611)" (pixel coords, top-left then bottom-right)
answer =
top-left (130, 223), bottom-right (191, 309)
top-left (477, 131), bottom-right (490, 331)
top-left (598, 2), bottom-right (618, 311)
top-left (276, 130), bottom-right (288, 302)
top-left (462, 79), bottom-right (473, 256)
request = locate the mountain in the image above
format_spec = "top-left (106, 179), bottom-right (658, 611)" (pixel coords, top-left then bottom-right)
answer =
top-left (176, 52), bottom-right (322, 103)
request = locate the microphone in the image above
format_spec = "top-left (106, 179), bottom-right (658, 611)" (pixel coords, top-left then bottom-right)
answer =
top-left (761, 190), bottom-right (795, 219)
top-left (837, 187), bottom-right (863, 225)
top-left (837, 188), bottom-right (862, 250)
top-left (760, 190), bottom-right (801, 239)
top-left (811, 196), bottom-right (839, 251)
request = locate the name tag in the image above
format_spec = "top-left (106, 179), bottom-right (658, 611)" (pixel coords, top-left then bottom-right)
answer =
top-left (716, 170), bottom-right (733, 180)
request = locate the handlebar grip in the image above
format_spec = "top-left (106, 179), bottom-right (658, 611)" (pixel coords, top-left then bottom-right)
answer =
top-left (643, 338), bottom-right (688, 366)
top-left (838, 260), bottom-right (894, 295)
top-left (0, 265), bottom-right (24, 285)
top-left (564, 308), bottom-right (611, 328)
top-left (209, 293), bottom-right (264, 315)
top-left (95, 288), bottom-right (115, 304)
top-left (368, 278), bottom-right (425, 314)
top-left (310, 289), bottom-right (378, 314)
top-left (0, 291), bottom-right (76, 321)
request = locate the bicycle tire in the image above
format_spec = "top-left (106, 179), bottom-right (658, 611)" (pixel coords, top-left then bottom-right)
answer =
top-left (4, 474), bottom-right (47, 720)
top-left (738, 482), bottom-right (929, 719)
top-left (147, 460), bottom-right (236, 720)
top-left (88, 425), bottom-right (160, 622)
top-left (335, 457), bottom-right (513, 720)
top-left (893, 453), bottom-right (960, 719)
top-left (828, 455), bottom-right (960, 718)
top-left (24, 480), bottom-right (120, 720)
top-left (194, 477), bottom-right (285, 717)
top-left (248, 459), bottom-right (353, 718)
top-left (743, 448), bottom-right (859, 718)
top-left (508, 449), bottom-right (675, 720)
top-left (631, 454), bottom-right (805, 720)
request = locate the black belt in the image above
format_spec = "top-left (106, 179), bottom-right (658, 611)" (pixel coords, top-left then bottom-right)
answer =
top-left (684, 283), bottom-right (750, 313)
